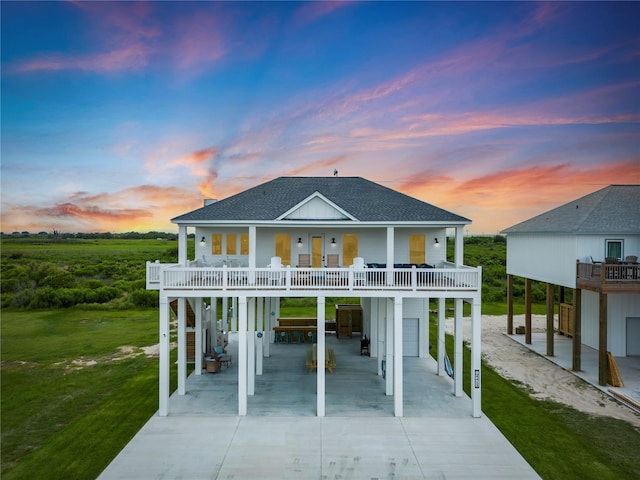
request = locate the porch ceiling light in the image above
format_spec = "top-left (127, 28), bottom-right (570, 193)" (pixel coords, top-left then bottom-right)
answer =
top-left (297, 237), bottom-right (303, 247)
top-left (200, 236), bottom-right (206, 246)
top-left (434, 238), bottom-right (440, 247)
top-left (331, 237), bottom-right (336, 247)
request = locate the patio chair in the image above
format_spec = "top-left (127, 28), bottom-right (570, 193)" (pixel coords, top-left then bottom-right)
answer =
top-left (326, 254), bottom-right (339, 268)
top-left (267, 256), bottom-right (283, 285)
top-left (351, 257), bottom-right (367, 285)
top-left (297, 254), bottom-right (311, 267)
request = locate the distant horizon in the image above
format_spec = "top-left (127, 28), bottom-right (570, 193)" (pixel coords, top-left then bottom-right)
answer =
top-left (2, 2), bottom-right (639, 234)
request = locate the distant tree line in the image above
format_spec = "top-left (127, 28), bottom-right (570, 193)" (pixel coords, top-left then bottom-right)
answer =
top-left (0, 231), bottom-right (181, 240)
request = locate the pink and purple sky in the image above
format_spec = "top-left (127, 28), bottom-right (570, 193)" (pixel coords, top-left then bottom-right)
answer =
top-left (2, 1), bottom-right (639, 234)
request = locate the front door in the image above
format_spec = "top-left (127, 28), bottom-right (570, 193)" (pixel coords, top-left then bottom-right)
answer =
top-left (312, 236), bottom-right (323, 267)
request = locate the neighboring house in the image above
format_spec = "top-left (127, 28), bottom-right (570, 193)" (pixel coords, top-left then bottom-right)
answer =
top-left (146, 176), bottom-right (483, 417)
top-left (502, 185), bottom-right (640, 385)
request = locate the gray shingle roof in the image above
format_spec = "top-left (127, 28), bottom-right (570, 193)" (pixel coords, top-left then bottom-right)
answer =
top-left (502, 185), bottom-right (640, 234)
top-left (173, 177), bottom-right (470, 224)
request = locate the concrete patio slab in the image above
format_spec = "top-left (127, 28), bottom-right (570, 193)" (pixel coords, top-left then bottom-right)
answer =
top-left (99, 333), bottom-right (541, 479)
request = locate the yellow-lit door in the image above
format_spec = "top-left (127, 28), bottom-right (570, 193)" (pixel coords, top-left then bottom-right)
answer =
top-left (312, 236), bottom-right (323, 267)
top-left (409, 234), bottom-right (425, 264)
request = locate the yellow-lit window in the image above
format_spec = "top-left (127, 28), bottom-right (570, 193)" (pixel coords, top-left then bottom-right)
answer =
top-left (409, 234), bottom-right (425, 264)
top-left (342, 234), bottom-right (358, 266)
top-left (211, 234), bottom-right (222, 255)
top-left (226, 233), bottom-right (237, 255)
top-left (240, 233), bottom-right (249, 255)
top-left (275, 234), bottom-right (291, 266)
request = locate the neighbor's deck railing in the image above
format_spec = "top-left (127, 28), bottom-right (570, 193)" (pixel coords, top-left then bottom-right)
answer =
top-left (146, 261), bottom-right (481, 293)
top-left (577, 261), bottom-right (640, 285)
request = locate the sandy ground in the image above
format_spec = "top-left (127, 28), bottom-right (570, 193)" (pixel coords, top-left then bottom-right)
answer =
top-left (446, 314), bottom-right (640, 429)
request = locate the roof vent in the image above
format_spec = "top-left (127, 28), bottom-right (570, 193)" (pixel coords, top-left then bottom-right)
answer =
top-left (204, 199), bottom-right (217, 206)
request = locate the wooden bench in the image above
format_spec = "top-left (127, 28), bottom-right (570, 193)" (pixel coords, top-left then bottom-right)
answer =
top-left (305, 344), bottom-right (336, 373)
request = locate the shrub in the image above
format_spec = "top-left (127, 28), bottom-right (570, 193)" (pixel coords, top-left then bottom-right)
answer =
top-left (41, 269), bottom-right (77, 289)
top-left (131, 289), bottom-right (158, 308)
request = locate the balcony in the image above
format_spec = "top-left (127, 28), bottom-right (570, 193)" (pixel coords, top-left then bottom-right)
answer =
top-left (576, 261), bottom-right (640, 293)
top-left (146, 261), bottom-right (481, 296)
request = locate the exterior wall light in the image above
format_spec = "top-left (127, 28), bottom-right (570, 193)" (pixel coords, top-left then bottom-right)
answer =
top-left (434, 238), bottom-right (440, 247)
top-left (331, 237), bottom-right (336, 247)
top-left (200, 236), bottom-right (206, 246)
top-left (297, 237), bottom-right (303, 247)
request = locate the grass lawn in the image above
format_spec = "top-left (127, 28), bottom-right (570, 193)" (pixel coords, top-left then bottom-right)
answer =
top-left (1, 308), bottom-right (178, 480)
top-left (430, 317), bottom-right (640, 480)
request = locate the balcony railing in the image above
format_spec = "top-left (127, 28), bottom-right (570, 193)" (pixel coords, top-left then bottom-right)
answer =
top-left (577, 261), bottom-right (640, 286)
top-left (146, 261), bottom-right (481, 293)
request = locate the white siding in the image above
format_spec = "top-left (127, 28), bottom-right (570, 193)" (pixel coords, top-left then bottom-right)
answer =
top-left (506, 233), bottom-right (577, 287)
top-left (580, 291), bottom-right (640, 356)
top-left (402, 318), bottom-right (419, 356)
top-left (285, 196), bottom-right (348, 220)
top-left (610, 294), bottom-right (640, 356)
top-left (582, 290), bottom-right (600, 351)
top-left (576, 234), bottom-right (640, 263)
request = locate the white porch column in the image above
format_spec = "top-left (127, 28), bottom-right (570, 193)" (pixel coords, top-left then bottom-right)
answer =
top-left (437, 297), bottom-right (445, 377)
top-left (317, 296), bottom-right (326, 417)
top-left (195, 297), bottom-right (203, 375)
top-left (386, 227), bottom-right (394, 285)
top-left (177, 298), bottom-right (187, 395)
top-left (238, 296), bottom-right (248, 416)
top-left (256, 331), bottom-right (263, 375)
top-left (159, 294), bottom-right (170, 417)
top-left (385, 299), bottom-right (394, 395)
top-left (419, 297), bottom-right (429, 357)
top-left (249, 226), bottom-right (257, 284)
top-left (231, 297), bottom-right (238, 332)
top-left (178, 225), bottom-right (188, 265)
top-left (455, 226), bottom-right (464, 266)
top-left (263, 298), bottom-right (270, 357)
top-left (248, 297), bottom-right (256, 396)
top-left (454, 298), bottom-right (464, 396)
top-left (377, 299), bottom-right (385, 376)
top-left (257, 296), bottom-right (264, 331)
top-left (370, 297), bottom-right (378, 359)
top-left (394, 297), bottom-right (403, 417)
top-left (222, 297), bottom-right (229, 332)
top-left (471, 297), bottom-right (482, 418)
top-left (210, 297), bottom-right (218, 350)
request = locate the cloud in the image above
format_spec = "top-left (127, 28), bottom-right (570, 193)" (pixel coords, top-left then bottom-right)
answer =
top-left (169, 11), bottom-right (228, 71)
top-left (1, 185), bottom-right (205, 233)
top-left (293, 1), bottom-right (351, 27)
top-left (9, 44), bottom-right (152, 74)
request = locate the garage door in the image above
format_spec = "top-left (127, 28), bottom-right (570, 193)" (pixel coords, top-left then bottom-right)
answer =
top-left (403, 318), bottom-right (419, 357)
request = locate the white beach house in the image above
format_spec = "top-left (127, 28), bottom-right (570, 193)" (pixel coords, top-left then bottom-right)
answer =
top-left (146, 176), bottom-right (483, 417)
top-left (502, 185), bottom-right (640, 385)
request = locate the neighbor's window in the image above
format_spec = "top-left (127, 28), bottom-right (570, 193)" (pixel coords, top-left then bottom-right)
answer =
top-left (211, 234), bottom-right (222, 255)
top-left (409, 234), bottom-right (425, 264)
top-left (240, 233), bottom-right (249, 255)
top-left (275, 234), bottom-right (291, 266)
top-left (605, 239), bottom-right (623, 260)
top-left (342, 234), bottom-right (358, 266)
top-left (226, 233), bottom-right (237, 255)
